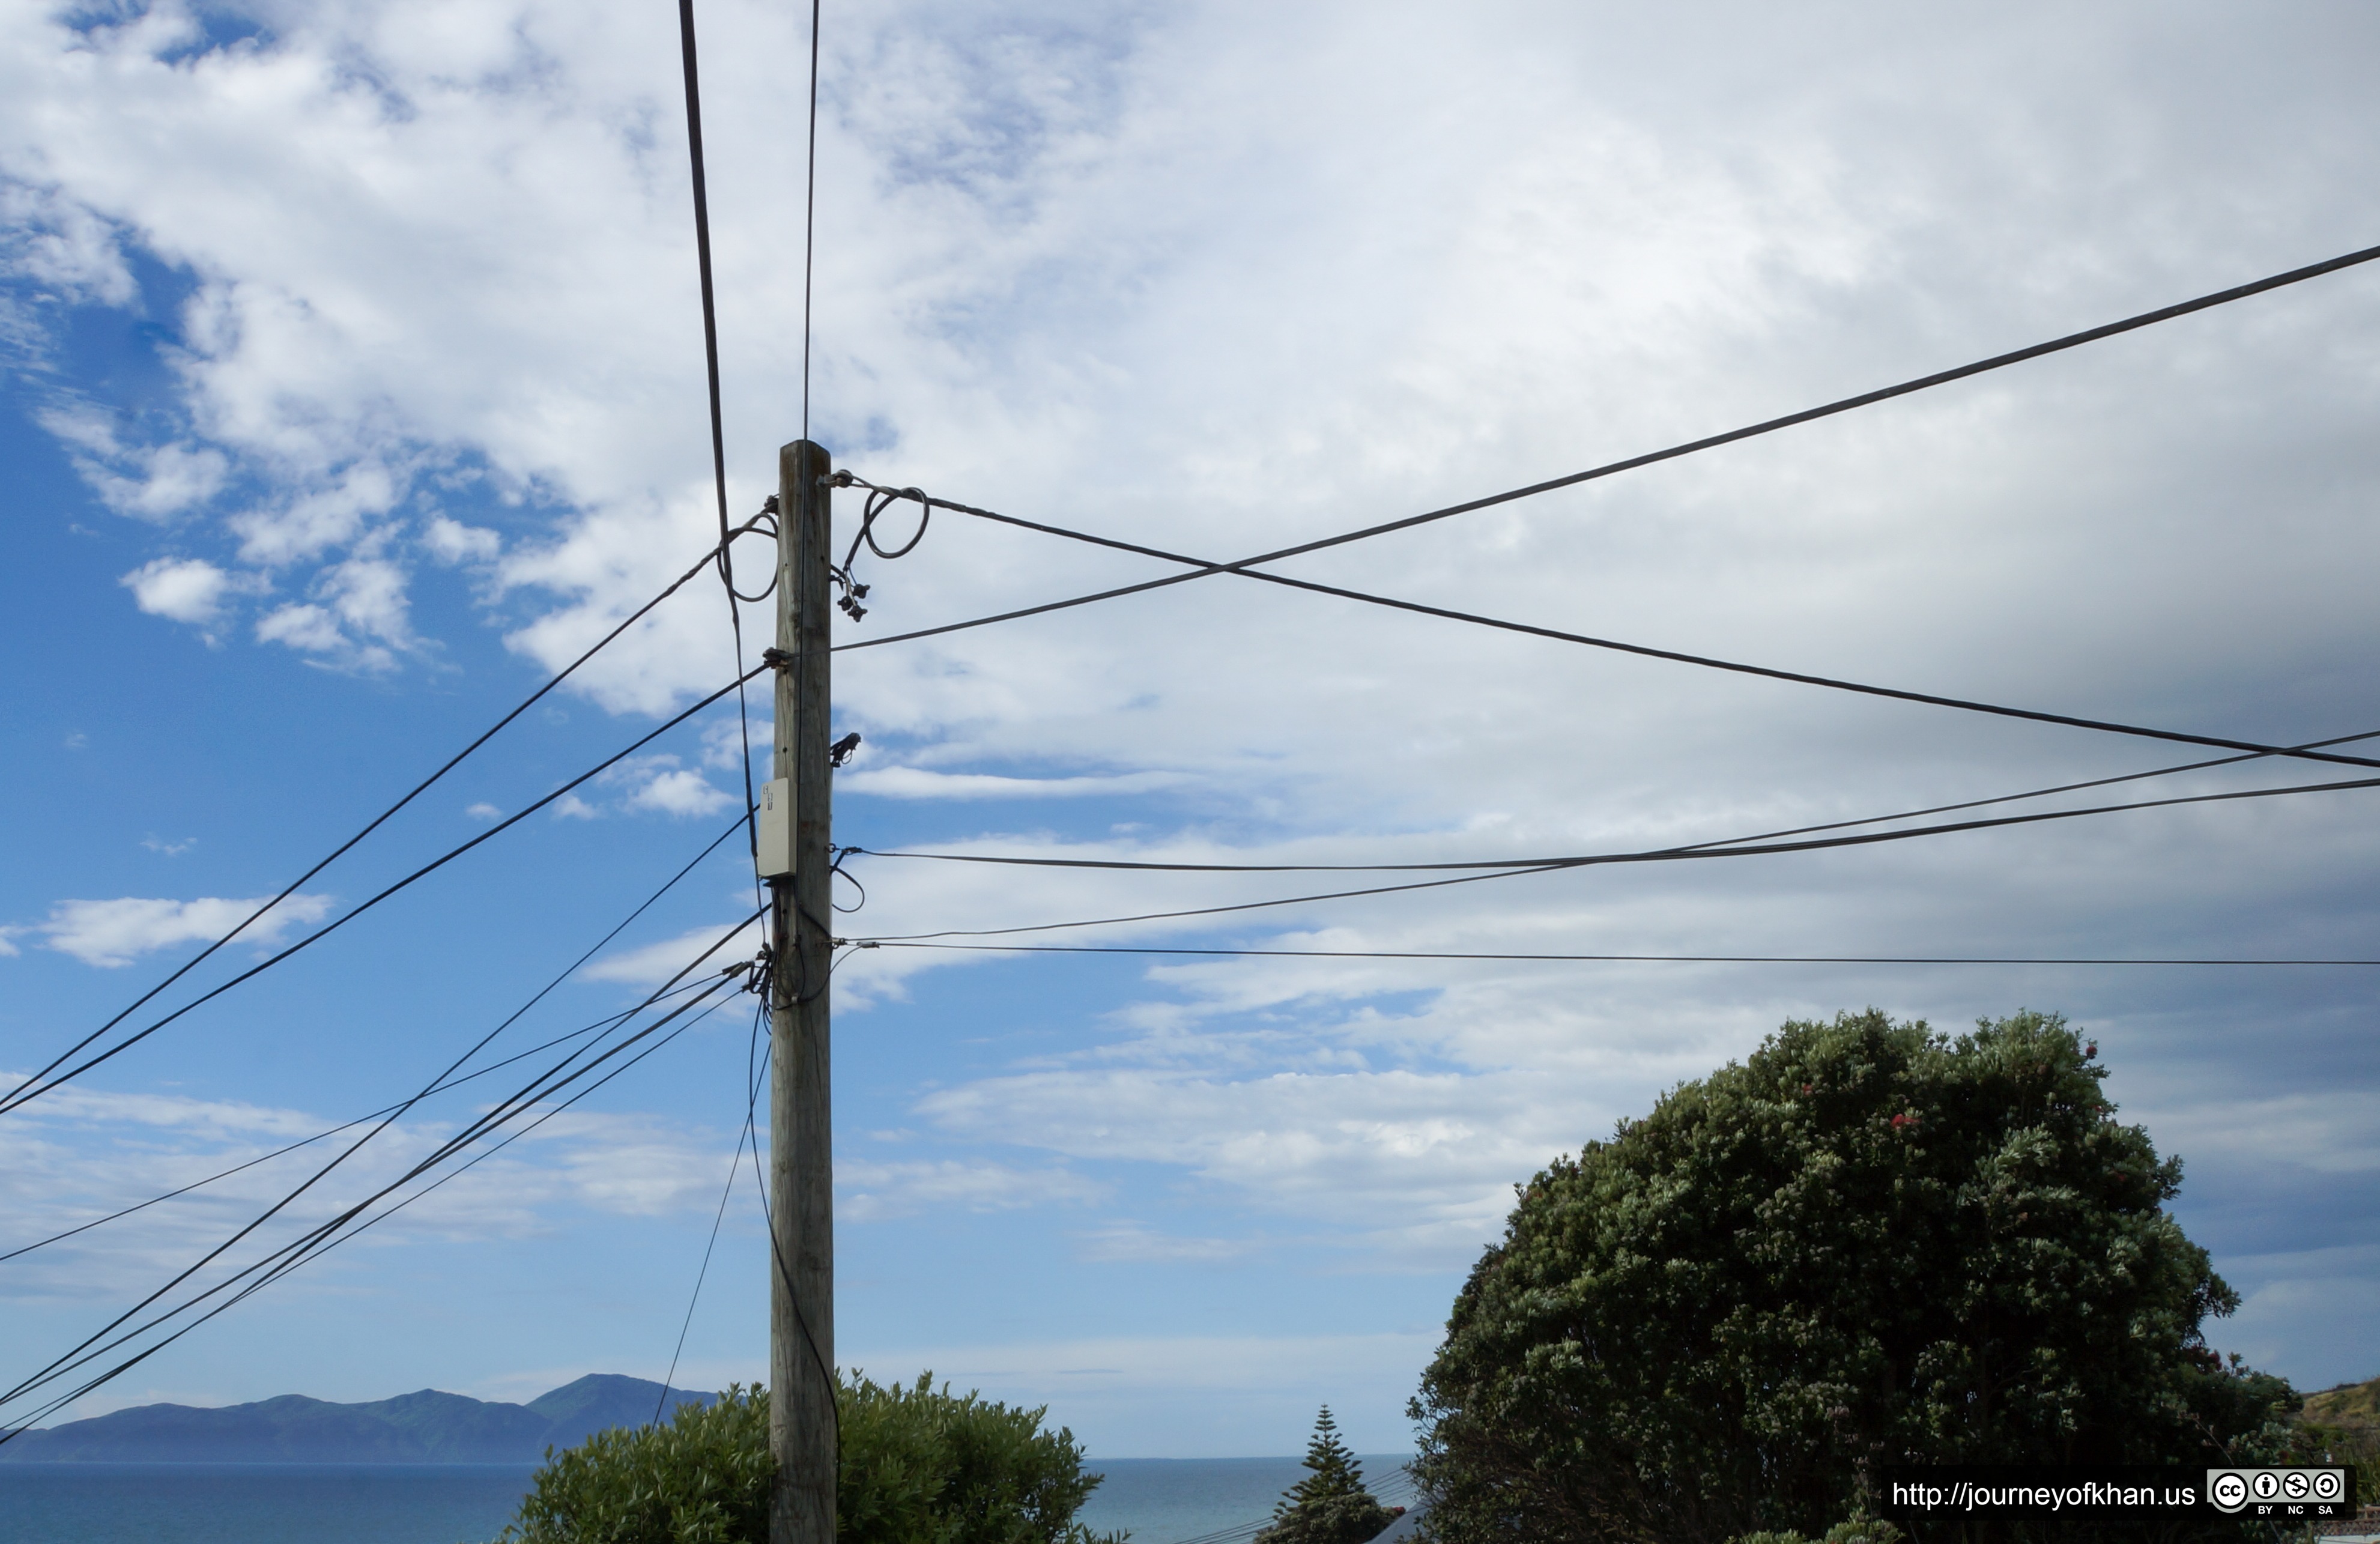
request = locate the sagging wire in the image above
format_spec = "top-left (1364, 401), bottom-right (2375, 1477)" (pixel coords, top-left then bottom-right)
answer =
top-left (722, 500), bottom-right (781, 925)
top-left (8, 981), bottom-right (756, 1443)
top-left (829, 846), bottom-right (867, 915)
top-left (7, 520), bottom-right (773, 1121)
top-left (722, 498), bottom-right (781, 605)
top-left (652, 1112), bottom-right (748, 1427)
top-left (2, 939), bottom-right (760, 1433)
top-left (825, 472), bottom-right (931, 622)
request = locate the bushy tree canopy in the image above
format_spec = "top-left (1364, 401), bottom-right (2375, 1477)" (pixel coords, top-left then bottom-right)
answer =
top-left (500, 1373), bottom-right (1120, 1544)
top-left (1256, 1407), bottom-right (1398, 1544)
top-left (1409, 1010), bottom-right (2297, 1544)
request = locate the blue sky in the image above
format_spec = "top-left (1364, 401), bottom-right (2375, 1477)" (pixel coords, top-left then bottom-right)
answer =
top-left (4, 0), bottom-right (2379, 1459)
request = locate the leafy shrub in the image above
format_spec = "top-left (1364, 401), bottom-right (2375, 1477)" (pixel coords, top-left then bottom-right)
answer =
top-left (500, 1384), bottom-right (771, 1544)
top-left (498, 1373), bottom-right (1121, 1544)
top-left (1410, 1010), bottom-right (2298, 1544)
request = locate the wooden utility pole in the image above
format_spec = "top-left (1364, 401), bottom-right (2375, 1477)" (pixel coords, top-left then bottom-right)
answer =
top-left (768, 438), bottom-right (835, 1544)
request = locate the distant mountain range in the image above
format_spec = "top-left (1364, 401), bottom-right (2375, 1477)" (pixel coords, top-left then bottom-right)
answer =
top-left (0, 1373), bottom-right (714, 1463)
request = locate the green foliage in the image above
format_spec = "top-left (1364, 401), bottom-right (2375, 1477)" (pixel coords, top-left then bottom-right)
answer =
top-left (1730, 1518), bottom-right (1903, 1544)
top-left (841, 1372), bottom-right (1121, 1544)
top-left (2295, 1373), bottom-right (2380, 1516)
top-left (496, 1373), bottom-right (1121, 1544)
top-left (500, 1384), bottom-right (772, 1544)
top-left (1256, 1408), bottom-right (1397, 1544)
top-left (1410, 1010), bottom-right (2297, 1544)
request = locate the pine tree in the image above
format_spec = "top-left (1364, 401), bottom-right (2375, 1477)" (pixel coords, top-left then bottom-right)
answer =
top-left (1255, 1408), bottom-right (1397, 1544)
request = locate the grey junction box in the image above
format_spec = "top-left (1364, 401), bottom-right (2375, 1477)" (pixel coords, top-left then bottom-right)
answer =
top-left (755, 777), bottom-right (795, 879)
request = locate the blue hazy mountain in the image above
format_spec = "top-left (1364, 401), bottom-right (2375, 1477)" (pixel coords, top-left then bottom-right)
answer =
top-left (0, 1374), bottom-right (713, 1462)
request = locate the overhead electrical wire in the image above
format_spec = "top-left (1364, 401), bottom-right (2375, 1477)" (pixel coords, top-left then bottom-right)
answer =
top-left (834, 480), bottom-right (2380, 775)
top-left (2, 973), bottom-right (745, 1434)
top-left (0, 974), bottom-right (719, 1270)
top-left (834, 240), bottom-right (2380, 659)
top-left (847, 727), bottom-right (2380, 875)
top-left (2, 529), bottom-right (769, 1121)
top-left (674, 0), bottom-right (776, 931)
top-left (0, 813), bottom-right (749, 1267)
top-left (1, 916), bottom-right (763, 1433)
top-left (676, 0), bottom-right (733, 570)
top-left (802, 0), bottom-right (822, 441)
top-left (2, 921), bottom-right (757, 1411)
top-left (847, 770), bottom-right (2380, 942)
top-left (4, 981), bottom-right (752, 1441)
top-left (865, 943), bottom-right (2380, 968)
top-left (653, 1115), bottom-right (746, 1427)
top-left (0, 661), bottom-right (772, 1118)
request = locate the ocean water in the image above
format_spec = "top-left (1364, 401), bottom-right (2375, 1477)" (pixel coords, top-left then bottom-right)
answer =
top-left (0, 1455), bottom-right (1417, 1544)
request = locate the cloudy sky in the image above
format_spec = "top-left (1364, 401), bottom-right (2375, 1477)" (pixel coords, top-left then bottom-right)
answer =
top-left (3, 0), bottom-right (2378, 1458)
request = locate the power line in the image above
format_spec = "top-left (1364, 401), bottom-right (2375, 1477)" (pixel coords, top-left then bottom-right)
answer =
top-left (1, 917), bottom-right (763, 1430)
top-left (676, 0), bottom-right (731, 566)
top-left (847, 725), bottom-right (2380, 874)
top-left (654, 1116), bottom-right (746, 1426)
top-left (802, 0), bottom-right (822, 441)
top-left (847, 770), bottom-right (2380, 942)
top-left (2, 927), bottom-right (754, 1412)
top-left (837, 479), bottom-right (2380, 775)
top-left (0, 662), bottom-right (771, 1118)
top-left (4, 979), bottom-right (751, 1440)
top-left (4, 973), bottom-right (743, 1429)
top-left (862, 943), bottom-right (2380, 968)
top-left (0, 976), bottom-right (719, 1270)
top-left (834, 240), bottom-right (2380, 658)
top-left (2, 530), bottom-right (763, 1120)
top-left (0, 814), bottom-right (749, 1267)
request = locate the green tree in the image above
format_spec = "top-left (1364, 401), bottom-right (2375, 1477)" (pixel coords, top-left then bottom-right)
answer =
top-left (498, 1373), bottom-right (1122, 1544)
top-left (1408, 1010), bottom-right (2298, 1544)
top-left (1256, 1406), bottom-right (1398, 1544)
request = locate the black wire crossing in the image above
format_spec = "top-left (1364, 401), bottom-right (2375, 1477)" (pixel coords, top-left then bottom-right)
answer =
top-left (835, 240), bottom-right (2380, 660)
top-left (1, 914), bottom-right (765, 1439)
top-left (1, 528), bottom-right (770, 1119)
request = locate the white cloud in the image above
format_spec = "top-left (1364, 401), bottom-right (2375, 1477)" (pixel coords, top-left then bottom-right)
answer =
top-left (465, 801), bottom-right (502, 820)
top-left (1, 178), bottom-right (136, 306)
top-left (703, 715), bottom-right (771, 770)
top-left (0, 1080), bottom-right (752, 1301)
top-left (836, 1330), bottom-right (1438, 1454)
top-left (840, 767), bottom-right (1196, 800)
top-left (318, 549), bottom-right (414, 647)
top-left (37, 406), bottom-right (230, 521)
top-left (552, 754), bottom-right (739, 819)
top-left (623, 765), bottom-right (734, 817)
top-left (586, 919), bottom-right (766, 985)
top-left (140, 835), bottom-right (197, 856)
top-left (121, 558), bottom-right (240, 625)
top-left (423, 515), bottom-right (500, 565)
top-left (1073, 1222), bottom-right (1259, 1264)
top-left (916, 1060), bottom-right (1554, 1251)
top-left (254, 603), bottom-right (348, 654)
top-left (31, 893), bottom-right (335, 969)
top-left (839, 1157), bottom-right (1107, 1220)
